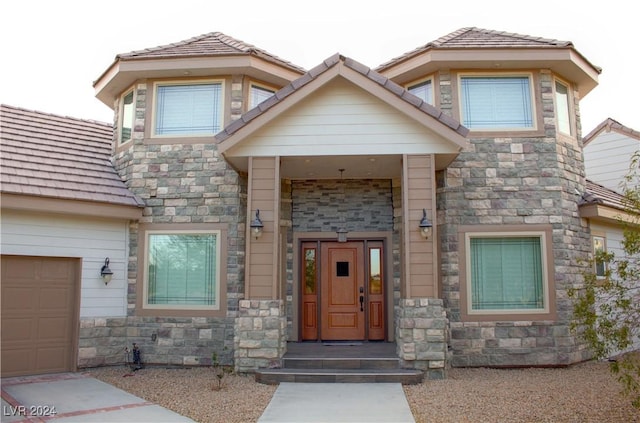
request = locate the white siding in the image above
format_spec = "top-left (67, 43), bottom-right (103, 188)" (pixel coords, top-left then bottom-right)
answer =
top-left (584, 131), bottom-right (639, 192)
top-left (1, 210), bottom-right (129, 318)
top-left (227, 77), bottom-right (459, 157)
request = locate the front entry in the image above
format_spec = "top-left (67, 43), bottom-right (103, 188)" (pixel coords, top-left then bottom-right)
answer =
top-left (301, 240), bottom-right (385, 341)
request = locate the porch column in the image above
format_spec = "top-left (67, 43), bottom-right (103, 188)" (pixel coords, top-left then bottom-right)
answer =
top-left (396, 154), bottom-right (448, 379)
top-left (234, 156), bottom-right (287, 372)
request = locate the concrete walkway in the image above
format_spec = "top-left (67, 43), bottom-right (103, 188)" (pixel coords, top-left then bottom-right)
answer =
top-left (2, 373), bottom-right (415, 423)
top-left (258, 382), bottom-right (416, 423)
top-left (1, 372), bottom-right (194, 422)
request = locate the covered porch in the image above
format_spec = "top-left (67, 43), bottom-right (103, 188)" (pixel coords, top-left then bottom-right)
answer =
top-left (214, 55), bottom-right (468, 377)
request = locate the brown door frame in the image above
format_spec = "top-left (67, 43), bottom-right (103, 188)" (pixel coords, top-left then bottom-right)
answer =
top-left (298, 238), bottom-right (387, 341)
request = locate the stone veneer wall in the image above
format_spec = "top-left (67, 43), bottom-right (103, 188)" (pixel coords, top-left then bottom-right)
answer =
top-left (437, 70), bottom-right (592, 367)
top-left (395, 299), bottom-right (448, 379)
top-left (234, 300), bottom-right (287, 373)
top-left (78, 80), bottom-right (248, 368)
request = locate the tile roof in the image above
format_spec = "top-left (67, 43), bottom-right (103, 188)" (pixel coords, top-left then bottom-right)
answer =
top-left (582, 117), bottom-right (640, 146)
top-left (216, 53), bottom-right (469, 143)
top-left (376, 27), bottom-right (597, 72)
top-left (581, 179), bottom-right (627, 210)
top-left (116, 32), bottom-right (306, 74)
top-left (0, 104), bottom-right (144, 208)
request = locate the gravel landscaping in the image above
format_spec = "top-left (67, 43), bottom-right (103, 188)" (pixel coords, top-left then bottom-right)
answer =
top-left (87, 360), bottom-right (639, 422)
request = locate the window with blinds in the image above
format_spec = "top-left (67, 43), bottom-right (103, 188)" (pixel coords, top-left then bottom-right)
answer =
top-left (154, 82), bottom-right (223, 136)
top-left (460, 75), bottom-right (534, 130)
top-left (469, 236), bottom-right (545, 311)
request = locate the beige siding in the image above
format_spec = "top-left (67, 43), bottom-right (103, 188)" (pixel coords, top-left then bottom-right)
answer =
top-left (246, 157), bottom-right (280, 299)
top-left (402, 155), bottom-right (437, 298)
top-left (227, 78), bottom-right (459, 157)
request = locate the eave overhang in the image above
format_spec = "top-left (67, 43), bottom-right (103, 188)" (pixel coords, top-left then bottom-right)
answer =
top-left (1, 193), bottom-right (144, 220)
top-left (378, 47), bottom-right (600, 98)
top-left (94, 55), bottom-right (305, 109)
top-left (579, 203), bottom-right (637, 226)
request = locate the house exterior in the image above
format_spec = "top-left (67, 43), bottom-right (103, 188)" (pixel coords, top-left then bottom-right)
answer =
top-left (0, 105), bottom-right (144, 377)
top-left (1, 27), bottom-right (608, 378)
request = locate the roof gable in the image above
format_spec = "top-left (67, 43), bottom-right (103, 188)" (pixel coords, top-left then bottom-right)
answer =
top-left (216, 54), bottom-right (468, 163)
top-left (0, 104), bottom-right (144, 210)
top-left (582, 118), bottom-right (640, 146)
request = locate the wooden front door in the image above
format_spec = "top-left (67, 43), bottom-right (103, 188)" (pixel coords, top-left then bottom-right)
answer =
top-left (301, 240), bottom-right (386, 341)
top-left (321, 242), bottom-right (365, 340)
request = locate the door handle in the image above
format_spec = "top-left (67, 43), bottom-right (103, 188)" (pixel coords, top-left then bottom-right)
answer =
top-left (359, 295), bottom-right (364, 312)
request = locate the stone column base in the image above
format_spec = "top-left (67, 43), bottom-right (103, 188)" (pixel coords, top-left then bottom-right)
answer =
top-left (395, 298), bottom-right (448, 380)
top-left (234, 299), bottom-right (287, 373)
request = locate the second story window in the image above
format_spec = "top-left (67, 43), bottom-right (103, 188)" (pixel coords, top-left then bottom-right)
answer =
top-left (119, 90), bottom-right (134, 144)
top-left (407, 79), bottom-right (433, 105)
top-left (554, 80), bottom-right (572, 136)
top-left (460, 75), bottom-right (534, 130)
top-left (250, 84), bottom-right (275, 109)
top-left (154, 81), bottom-right (223, 136)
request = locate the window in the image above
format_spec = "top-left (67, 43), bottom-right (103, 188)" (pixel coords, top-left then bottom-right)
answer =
top-left (464, 230), bottom-right (552, 316)
top-left (555, 80), bottom-right (572, 135)
top-left (459, 75), bottom-right (534, 130)
top-left (119, 90), bottom-right (134, 144)
top-left (154, 81), bottom-right (223, 136)
top-left (249, 84), bottom-right (275, 109)
top-left (593, 236), bottom-right (606, 278)
top-left (407, 79), bottom-right (433, 105)
top-left (144, 230), bottom-right (221, 310)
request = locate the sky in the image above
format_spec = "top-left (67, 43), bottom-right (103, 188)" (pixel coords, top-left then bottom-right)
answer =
top-left (1, 0), bottom-right (638, 133)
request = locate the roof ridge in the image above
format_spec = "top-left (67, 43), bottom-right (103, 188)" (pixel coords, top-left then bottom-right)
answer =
top-left (118, 32), bottom-right (223, 58)
top-left (1, 104), bottom-right (112, 128)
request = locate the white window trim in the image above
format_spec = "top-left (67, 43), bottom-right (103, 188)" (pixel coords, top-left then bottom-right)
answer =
top-left (150, 79), bottom-right (225, 138)
top-left (592, 235), bottom-right (607, 279)
top-left (118, 88), bottom-right (135, 145)
top-left (457, 72), bottom-right (538, 132)
top-left (405, 76), bottom-right (434, 105)
top-left (249, 81), bottom-right (277, 109)
top-left (464, 230), bottom-right (551, 316)
top-left (142, 229), bottom-right (222, 311)
top-left (553, 77), bottom-right (574, 137)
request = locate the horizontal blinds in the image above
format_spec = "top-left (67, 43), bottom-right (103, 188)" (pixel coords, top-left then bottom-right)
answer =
top-left (461, 77), bottom-right (533, 129)
top-left (156, 84), bottom-right (222, 135)
top-left (470, 237), bottom-right (543, 310)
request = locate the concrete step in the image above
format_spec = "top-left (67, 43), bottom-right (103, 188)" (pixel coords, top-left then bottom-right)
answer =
top-left (283, 357), bottom-right (400, 370)
top-left (255, 367), bottom-right (424, 384)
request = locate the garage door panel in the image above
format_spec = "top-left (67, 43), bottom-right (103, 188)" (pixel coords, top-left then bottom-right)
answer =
top-left (1, 256), bottom-right (78, 377)
top-left (2, 349), bottom-right (36, 374)
top-left (2, 287), bottom-right (38, 311)
top-left (2, 318), bottom-right (35, 342)
top-left (39, 287), bottom-right (73, 310)
top-left (36, 347), bottom-right (69, 372)
top-left (38, 317), bottom-right (71, 339)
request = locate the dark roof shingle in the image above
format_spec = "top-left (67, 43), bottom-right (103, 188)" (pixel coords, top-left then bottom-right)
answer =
top-left (581, 179), bottom-right (628, 210)
top-left (0, 104), bottom-right (144, 208)
top-left (376, 27), bottom-right (589, 72)
top-left (116, 32), bottom-right (306, 74)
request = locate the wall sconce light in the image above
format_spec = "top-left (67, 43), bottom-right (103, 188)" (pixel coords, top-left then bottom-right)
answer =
top-left (100, 257), bottom-right (113, 285)
top-left (250, 209), bottom-right (264, 239)
top-left (419, 209), bottom-right (433, 239)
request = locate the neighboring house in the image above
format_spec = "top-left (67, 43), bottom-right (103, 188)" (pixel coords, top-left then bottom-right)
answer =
top-left (1, 27), bottom-right (609, 378)
top-left (581, 120), bottom-right (639, 354)
top-left (0, 105), bottom-right (144, 377)
top-left (583, 118), bottom-right (640, 193)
